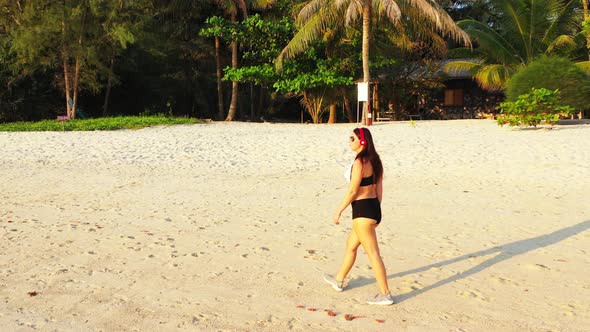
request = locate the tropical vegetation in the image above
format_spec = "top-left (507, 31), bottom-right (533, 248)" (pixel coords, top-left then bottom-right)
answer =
top-left (1, 0), bottom-right (589, 125)
top-left (446, 0), bottom-right (590, 91)
top-left (506, 56), bottom-right (590, 111)
top-left (278, 0), bottom-right (471, 123)
top-left (0, 116), bottom-right (200, 132)
top-left (497, 87), bottom-right (574, 127)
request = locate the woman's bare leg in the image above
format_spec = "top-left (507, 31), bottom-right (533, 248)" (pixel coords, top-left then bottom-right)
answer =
top-left (336, 230), bottom-right (361, 282)
top-left (353, 218), bottom-right (390, 294)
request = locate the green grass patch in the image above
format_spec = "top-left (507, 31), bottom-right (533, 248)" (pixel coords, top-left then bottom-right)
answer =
top-left (0, 116), bottom-right (201, 132)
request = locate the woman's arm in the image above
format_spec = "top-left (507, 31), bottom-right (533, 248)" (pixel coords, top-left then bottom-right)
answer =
top-left (333, 159), bottom-right (362, 224)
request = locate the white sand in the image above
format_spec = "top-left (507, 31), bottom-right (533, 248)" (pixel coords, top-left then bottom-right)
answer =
top-left (0, 120), bottom-right (589, 331)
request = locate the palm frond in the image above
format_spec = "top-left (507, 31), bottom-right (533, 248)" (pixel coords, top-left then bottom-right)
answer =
top-left (343, 1), bottom-right (362, 26)
top-left (374, 0), bottom-right (401, 24)
top-left (298, 0), bottom-right (330, 24)
top-left (460, 20), bottom-right (520, 65)
top-left (399, 0), bottom-right (471, 46)
top-left (576, 61), bottom-right (590, 75)
top-left (474, 64), bottom-right (514, 91)
top-left (443, 60), bottom-right (481, 77)
top-left (543, 0), bottom-right (579, 45)
top-left (546, 34), bottom-right (577, 54)
top-left (375, 22), bottom-right (413, 52)
top-left (277, 14), bottom-right (326, 68)
top-left (496, 0), bottom-right (527, 38)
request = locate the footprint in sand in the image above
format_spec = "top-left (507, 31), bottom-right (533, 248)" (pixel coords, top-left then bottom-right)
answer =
top-left (559, 303), bottom-right (590, 318)
top-left (361, 264), bottom-right (373, 272)
top-left (399, 278), bottom-right (424, 292)
top-left (303, 249), bottom-right (327, 261)
top-left (424, 266), bottom-right (445, 275)
top-left (204, 240), bottom-right (226, 250)
top-left (559, 304), bottom-right (577, 317)
top-left (457, 289), bottom-right (494, 302)
top-left (521, 263), bottom-right (552, 271)
top-left (213, 219), bottom-right (229, 226)
top-left (127, 245), bottom-right (142, 252)
top-left (489, 275), bottom-right (519, 286)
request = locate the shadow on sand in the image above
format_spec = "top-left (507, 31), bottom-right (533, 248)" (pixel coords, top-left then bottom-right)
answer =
top-left (348, 220), bottom-right (590, 303)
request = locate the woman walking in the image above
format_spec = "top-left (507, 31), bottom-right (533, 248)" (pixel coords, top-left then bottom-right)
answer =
top-left (324, 127), bottom-right (394, 305)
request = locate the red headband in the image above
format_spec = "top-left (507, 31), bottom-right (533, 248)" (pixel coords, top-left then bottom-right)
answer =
top-left (359, 128), bottom-right (366, 146)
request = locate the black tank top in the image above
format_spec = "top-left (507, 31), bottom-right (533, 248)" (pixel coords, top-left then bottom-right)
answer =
top-left (360, 175), bottom-right (374, 186)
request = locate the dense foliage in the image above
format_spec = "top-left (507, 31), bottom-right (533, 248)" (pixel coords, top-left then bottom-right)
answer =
top-left (497, 88), bottom-right (574, 127)
top-left (446, 0), bottom-right (589, 90)
top-left (0, 116), bottom-right (200, 132)
top-left (506, 56), bottom-right (590, 112)
top-left (1, 0), bottom-right (589, 124)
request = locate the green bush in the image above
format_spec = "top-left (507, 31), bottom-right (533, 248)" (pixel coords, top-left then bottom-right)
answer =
top-left (497, 88), bottom-right (574, 127)
top-left (506, 56), bottom-right (590, 112)
top-left (0, 116), bottom-right (200, 132)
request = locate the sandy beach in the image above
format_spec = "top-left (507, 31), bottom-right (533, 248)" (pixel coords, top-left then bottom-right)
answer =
top-left (0, 120), bottom-right (589, 331)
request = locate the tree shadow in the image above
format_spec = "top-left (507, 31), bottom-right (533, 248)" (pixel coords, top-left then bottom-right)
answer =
top-left (349, 220), bottom-right (590, 302)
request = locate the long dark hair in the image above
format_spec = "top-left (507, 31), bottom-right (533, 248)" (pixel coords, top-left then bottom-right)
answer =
top-left (353, 127), bottom-right (383, 181)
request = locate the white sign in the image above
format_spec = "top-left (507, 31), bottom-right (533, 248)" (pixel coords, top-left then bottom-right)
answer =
top-left (357, 82), bottom-right (369, 102)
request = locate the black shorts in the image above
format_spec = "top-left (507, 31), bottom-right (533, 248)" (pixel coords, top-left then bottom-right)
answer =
top-left (351, 198), bottom-right (381, 224)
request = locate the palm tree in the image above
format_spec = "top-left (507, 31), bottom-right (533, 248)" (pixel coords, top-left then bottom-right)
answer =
top-left (278, 0), bottom-right (471, 124)
top-left (446, 0), bottom-right (586, 90)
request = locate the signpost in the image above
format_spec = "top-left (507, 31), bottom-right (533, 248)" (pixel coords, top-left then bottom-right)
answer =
top-left (357, 82), bottom-right (372, 126)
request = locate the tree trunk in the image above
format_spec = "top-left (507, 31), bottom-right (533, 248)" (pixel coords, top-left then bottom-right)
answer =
top-left (303, 90), bottom-right (323, 124)
top-left (225, 43), bottom-right (239, 121)
top-left (102, 52), bottom-right (115, 116)
top-left (71, 13), bottom-right (86, 120)
top-left (72, 55), bottom-right (80, 119)
top-left (361, 1), bottom-right (371, 125)
top-left (258, 85), bottom-right (265, 120)
top-left (62, 3), bottom-right (72, 118)
top-left (373, 83), bottom-right (379, 121)
top-left (250, 83), bottom-right (255, 120)
top-left (71, 1), bottom-right (88, 119)
top-left (392, 91), bottom-right (402, 120)
top-left (225, 14), bottom-right (239, 121)
top-left (303, 91), bottom-right (310, 122)
top-left (102, 0), bottom-right (124, 117)
top-left (585, 0), bottom-right (590, 61)
top-left (328, 103), bottom-right (337, 123)
top-left (63, 54), bottom-right (72, 118)
top-left (215, 36), bottom-right (225, 120)
top-left (583, 0), bottom-right (589, 119)
top-left (343, 93), bottom-right (354, 123)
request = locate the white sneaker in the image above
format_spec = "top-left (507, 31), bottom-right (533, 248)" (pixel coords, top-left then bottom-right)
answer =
top-left (367, 292), bottom-right (395, 305)
top-left (323, 274), bottom-right (344, 292)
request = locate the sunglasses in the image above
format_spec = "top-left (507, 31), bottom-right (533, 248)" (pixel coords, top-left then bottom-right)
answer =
top-left (349, 136), bottom-right (355, 142)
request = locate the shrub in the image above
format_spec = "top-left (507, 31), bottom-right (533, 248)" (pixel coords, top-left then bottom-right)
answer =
top-left (506, 56), bottom-right (590, 112)
top-left (497, 88), bottom-right (574, 127)
top-left (0, 116), bottom-right (200, 132)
